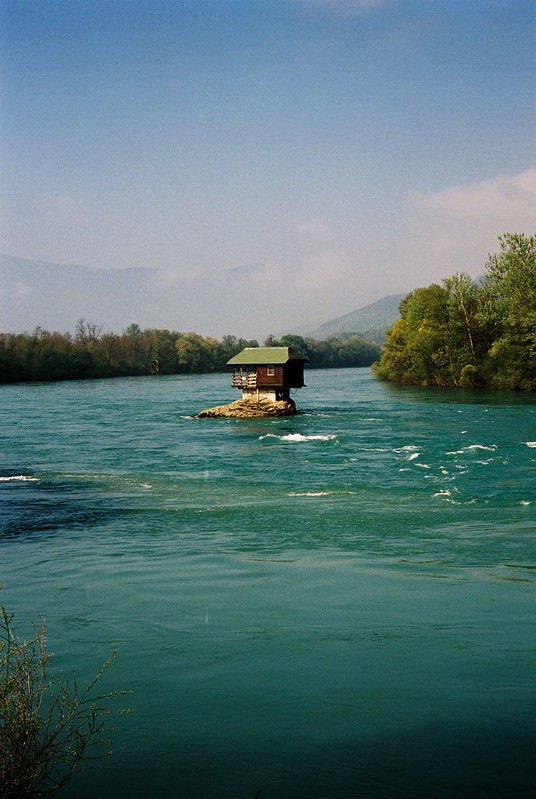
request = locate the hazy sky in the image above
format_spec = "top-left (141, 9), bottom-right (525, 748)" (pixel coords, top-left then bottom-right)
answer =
top-left (1, 0), bottom-right (535, 335)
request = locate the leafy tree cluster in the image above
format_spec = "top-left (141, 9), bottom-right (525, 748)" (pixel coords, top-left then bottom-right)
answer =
top-left (266, 333), bottom-right (380, 369)
top-left (0, 321), bottom-right (380, 384)
top-left (373, 233), bottom-right (536, 390)
top-left (0, 324), bottom-right (260, 383)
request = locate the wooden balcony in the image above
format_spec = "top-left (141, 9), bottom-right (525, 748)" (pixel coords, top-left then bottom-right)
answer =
top-left (231, 372), bottom-right (257, 388)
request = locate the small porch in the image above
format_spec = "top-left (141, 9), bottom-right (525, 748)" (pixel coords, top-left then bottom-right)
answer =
top-left (231, 369), bottom-right (257, 389)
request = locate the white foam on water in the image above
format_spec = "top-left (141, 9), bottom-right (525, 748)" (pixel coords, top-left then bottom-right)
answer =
top-left (433, 487), bottom-right (466, 504)
top-left (394, 445), bottom-right (420, 453)
top-left (0, 475), bottom-right (39, 482)
top-left (447, 444), bottom-right (498, 455)
top-left (288, 489), bottom-right (357, 497)
top-left (407, 452), bottom-right (420, 461)
top-left (520, 500), bottom-right (531, 506)
top-left (260, 433), bottom-right (337, 442)
top-left (526, 442), bottom-right (536, 448)
top-left (288, 491), bottom-right (332, 497)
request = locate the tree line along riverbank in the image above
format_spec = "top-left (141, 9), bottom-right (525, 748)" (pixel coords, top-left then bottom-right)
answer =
top-left (0, 327), bottom-right (380, 384)
top-left (373, 233), bottom-right (535, 391)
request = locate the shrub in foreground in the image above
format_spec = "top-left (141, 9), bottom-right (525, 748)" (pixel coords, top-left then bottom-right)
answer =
top-left (0, 605), bottom-right (130, 798)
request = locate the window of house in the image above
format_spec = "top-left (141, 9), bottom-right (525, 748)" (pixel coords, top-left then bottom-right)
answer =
top-left (267, 365), bottom-right (275, 376)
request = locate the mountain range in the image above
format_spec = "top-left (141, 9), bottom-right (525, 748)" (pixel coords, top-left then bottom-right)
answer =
top-left (305, 293), bottom-right (404, 342)
top-left (1, 254), bottom-right (404, 342)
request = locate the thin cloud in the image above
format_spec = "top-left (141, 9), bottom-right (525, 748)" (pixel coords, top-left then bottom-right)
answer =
top-left (398, 168), bottom-right (536, 287)
top-left (410, 169), bottom-right (536, 224)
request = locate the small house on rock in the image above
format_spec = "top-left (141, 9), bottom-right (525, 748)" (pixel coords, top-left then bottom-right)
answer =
top-left (227, 347), bottom-right (309, 403)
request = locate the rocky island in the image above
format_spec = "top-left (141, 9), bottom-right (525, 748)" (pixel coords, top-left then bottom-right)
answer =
top-left (197, 396), bottom-right (297, 418)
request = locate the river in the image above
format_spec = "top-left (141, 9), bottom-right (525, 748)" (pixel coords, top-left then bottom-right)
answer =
top-left (1, 368), bottom-right (534, 798)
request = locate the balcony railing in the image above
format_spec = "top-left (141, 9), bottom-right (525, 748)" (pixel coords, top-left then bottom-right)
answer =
top-left (231, 373), bottom-right (257, 388)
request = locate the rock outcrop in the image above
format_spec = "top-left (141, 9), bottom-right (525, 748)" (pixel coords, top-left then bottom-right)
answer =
top-left (197, 396), bottom-right (297, 418)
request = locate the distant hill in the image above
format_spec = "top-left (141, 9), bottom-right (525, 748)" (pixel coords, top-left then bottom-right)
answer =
top-left (0, 254), bottom-right (158, 334)
top-left (0, 254), bottom-right (271, 337)
top-left (1, 253), bottom-right (406, 343)
top-left (305, 293), bottom-right (405, 343)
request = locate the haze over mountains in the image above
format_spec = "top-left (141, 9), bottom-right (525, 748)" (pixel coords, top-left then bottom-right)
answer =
top-left (305, 294), bottom-right (404, 343)
top-left (1, 254), bottom-right (404, 342)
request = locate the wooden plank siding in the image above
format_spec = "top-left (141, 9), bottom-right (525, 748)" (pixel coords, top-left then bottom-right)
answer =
top-left (256, 365), bottom-right (283, 387)
top-left (256, 363), bottom-right (305, 388)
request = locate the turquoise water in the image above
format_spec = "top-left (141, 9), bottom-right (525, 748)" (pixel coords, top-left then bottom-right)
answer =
top-left (1, 368), bottom-right (535, 798)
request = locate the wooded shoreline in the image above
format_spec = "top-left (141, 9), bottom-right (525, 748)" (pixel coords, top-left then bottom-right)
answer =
top-left (0, 328), bottom-right (380, 384)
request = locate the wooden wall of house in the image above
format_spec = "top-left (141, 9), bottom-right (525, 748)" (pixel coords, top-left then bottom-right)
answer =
top-left (256, 365), bottom-right (284, 386)
top-left (256, 363), bottom-right (305, 388)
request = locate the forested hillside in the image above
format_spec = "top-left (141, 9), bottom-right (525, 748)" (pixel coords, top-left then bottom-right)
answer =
top-left (306, 294), bottom-right (405, 343)
top-left (373, 233), bottom-right (536, 390)
top-left (0, 325), bottom-right (380, 383)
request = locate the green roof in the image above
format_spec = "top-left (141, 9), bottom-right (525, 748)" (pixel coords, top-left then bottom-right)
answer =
top-left (227, 346), bottom-right (309, 366)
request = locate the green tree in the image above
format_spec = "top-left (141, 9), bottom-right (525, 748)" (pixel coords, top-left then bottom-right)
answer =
top-left (175, 332), bottom-right (219, 373)
top-left (442, 272), bottom-right (489, 385)
top-left (444, 273), bottom-right (479, 363)
top-left (279, 334), bottom-right (309, 356)
top-left (373, 318), bottom-right (411, 382)
top-left (401, 284), bottom-right (451, 384)
top-left (479, 233), bottom-right (536, 388)
top-left (142, 329), bottom-right (180, 374)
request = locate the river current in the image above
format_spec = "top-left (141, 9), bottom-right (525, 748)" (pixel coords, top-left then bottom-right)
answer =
top-left (1, 368), bottom-right (535, 798)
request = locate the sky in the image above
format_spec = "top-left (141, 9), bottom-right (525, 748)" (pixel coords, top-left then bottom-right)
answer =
top-left (1, 0), bottom-right (535, 338)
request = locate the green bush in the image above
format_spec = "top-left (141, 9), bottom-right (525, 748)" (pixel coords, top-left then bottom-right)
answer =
top-left (0, 606), bottom-right (131, 798)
